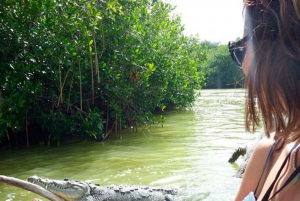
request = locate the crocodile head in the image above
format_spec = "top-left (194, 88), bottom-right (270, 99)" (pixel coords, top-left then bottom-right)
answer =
top-left (28, 175), bottom-right (91, 201)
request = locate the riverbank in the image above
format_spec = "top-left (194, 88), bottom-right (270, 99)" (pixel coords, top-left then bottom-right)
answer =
top-left (0, 89), bottom-right (254, 201)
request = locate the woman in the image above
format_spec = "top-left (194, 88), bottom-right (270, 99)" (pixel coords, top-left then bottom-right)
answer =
top-left (228, 0), bottom-right (300, 200)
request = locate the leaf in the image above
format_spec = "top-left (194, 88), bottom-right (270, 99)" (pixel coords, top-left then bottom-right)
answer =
top-left (148, 63), bottom-right (154, 69)
top-left (19, 100), bottom-right (26, 105)
top-left (89, 40), bottom-right (93, 45)
top-left (87, 2), bottom-right (92, 9)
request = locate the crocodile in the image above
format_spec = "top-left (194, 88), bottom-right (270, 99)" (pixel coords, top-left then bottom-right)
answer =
top-left (27, 175), bottom-right (181, 201)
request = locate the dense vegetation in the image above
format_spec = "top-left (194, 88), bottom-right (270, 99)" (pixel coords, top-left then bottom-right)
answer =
top-left (0, 0), bottom-right (208, 147)
top-left (200, 41), bottom-right (245, 89)
top-left (0, 0), bottom-right (243, 148)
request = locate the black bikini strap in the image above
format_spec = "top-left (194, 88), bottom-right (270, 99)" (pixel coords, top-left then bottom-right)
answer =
top-left (254, 138), bottom-right (282, 195)
top-left (267, 162), bottom-right (300, 200)
top-left (261, 143), bottom-right (298, 201)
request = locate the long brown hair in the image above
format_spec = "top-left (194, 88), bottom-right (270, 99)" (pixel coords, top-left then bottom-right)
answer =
top-left (244, 0), bottom-right (300, 141)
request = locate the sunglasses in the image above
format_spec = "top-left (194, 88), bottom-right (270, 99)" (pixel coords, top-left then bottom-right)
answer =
top-left (228, 34), bottom-right (251, 67)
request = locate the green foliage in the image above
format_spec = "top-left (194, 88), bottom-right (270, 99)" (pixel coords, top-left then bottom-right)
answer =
top-left (81, 108), bottom-right (104, 140)
top-left (0, 0), bottom-right (206, 146)
top-left (199, 42), bottom-right (245, 89)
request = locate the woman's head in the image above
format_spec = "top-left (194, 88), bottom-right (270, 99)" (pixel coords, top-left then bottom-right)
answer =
top-left (241, 0), bottom-right (300, 141)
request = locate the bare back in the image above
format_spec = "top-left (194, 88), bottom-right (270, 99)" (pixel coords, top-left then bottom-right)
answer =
top-left (235, 135), bottom-right (300, 201)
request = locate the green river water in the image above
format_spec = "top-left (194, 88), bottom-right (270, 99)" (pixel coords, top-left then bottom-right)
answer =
top-left (0, 89), bottom-right (258, 201)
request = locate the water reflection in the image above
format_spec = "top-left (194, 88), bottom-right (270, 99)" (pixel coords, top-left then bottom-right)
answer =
top-left (0, 89), bottom-right (257, 200)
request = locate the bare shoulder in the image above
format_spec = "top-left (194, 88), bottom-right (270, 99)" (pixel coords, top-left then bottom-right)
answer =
top-left (234, 135), bottom-right (276, 201)
top-left (252, 135), bottom-right (276, 154)
top-left (246, 135), bottom-right (275, 177)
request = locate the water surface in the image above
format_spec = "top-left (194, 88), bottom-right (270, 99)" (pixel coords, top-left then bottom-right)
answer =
top-left (0, 89), bottom-right (257, 201)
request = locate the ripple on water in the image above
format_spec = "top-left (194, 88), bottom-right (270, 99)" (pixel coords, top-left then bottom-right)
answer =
top-left (0, 89), bottom-right (257, 201)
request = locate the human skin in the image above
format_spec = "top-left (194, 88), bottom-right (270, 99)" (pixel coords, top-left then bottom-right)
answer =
top-left (241, 39), bottom-right (250, 75)
top-left (234, 135), bottom-right (300, 201)
top-left (234, 24), bottom-right (300, 201)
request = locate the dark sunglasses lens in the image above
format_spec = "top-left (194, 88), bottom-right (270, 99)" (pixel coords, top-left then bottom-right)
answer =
top-left (229, 42), bottom-right (246, 67)
top-left (233, 47), bottom-right (245, 67)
